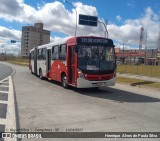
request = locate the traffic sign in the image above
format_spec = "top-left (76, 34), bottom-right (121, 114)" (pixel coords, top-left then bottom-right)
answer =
top-left (11, 40), bottom-right (16, 43)
top-left (79, 14), bottom-right (98, 27)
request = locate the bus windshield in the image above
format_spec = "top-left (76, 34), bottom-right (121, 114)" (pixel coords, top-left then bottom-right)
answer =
top-left (78, 45), bottom-right (115, 73)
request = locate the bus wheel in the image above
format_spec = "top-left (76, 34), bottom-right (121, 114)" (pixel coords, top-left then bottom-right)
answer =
top-left (62, 74), bottom-right (68, 88)
top-left (39, 69), bottom-right (43, 80)
top-left (31, 70), bottom-right (34, 74)
top-left (93, 87), bottom-right (99, 89)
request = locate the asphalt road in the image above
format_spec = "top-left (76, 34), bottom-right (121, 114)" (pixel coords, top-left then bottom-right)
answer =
top-left (1, 62), bottom-right (160, 141)
top-left (0, 62), bottom-right (13, 81)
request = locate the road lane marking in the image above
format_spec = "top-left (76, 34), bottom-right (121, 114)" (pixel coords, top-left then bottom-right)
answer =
top-left (0, 91), bottom-right (8, 94)
top-left (0, 100), bottom-right (8, 104)
top-left (0, 85), bottom-right (9, 87)
top-left (0, 76), bottom-right (17, 141)
top-left (0, 118), bottom-right (7, 124)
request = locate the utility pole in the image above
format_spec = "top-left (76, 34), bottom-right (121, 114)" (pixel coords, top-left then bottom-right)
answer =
top-left (123, 43), bottom-right (125, 52)
top-left (157, 24), bottom-right (160, 50)
top-left (64, 0), bottom-right (77, 37)
top-left (98, 20), bottom-right (108, 38)
top-left (144, 27), bottom-right (148, 65)
top-left (145, 27), bottom-right (148, 51)
top-left (139, 27), bottom-right (144, 50)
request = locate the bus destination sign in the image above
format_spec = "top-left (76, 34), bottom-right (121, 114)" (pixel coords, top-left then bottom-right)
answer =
top-left (77, 38), bottom-right (109, 44)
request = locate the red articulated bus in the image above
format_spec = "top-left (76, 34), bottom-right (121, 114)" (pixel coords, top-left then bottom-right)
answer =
top-left (29, 36), bottom-right (116, 88)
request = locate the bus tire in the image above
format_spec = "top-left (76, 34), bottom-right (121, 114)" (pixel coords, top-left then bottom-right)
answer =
top-left (30, 67), bottom-right (33, 74)
top-left (39, 69), bottom-right (43, 80)
top-left (93, 87), bottom-right (99, 89)
top-left (61, 74), bottom-right (68, 88)
top-left (31, 70), bottom-right (34, 74)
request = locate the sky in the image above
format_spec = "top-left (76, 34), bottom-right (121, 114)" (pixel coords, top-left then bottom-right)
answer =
top-left (0, 0), bottom-right (160, 55)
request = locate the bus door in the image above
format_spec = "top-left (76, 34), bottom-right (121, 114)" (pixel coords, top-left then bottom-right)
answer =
top-left (46, 49), bottom-right (51, 77)
top-left (68, 46), bottom-right (76, 85)
top-left (34, 48), bottom-right (38, 75)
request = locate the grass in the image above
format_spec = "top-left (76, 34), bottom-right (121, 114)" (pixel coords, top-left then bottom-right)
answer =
top-left (6, 58), bottom-right (28, 66)
top-left (116, 77), bottom-right (160, 89)
top-left (5, 57), bottom-right (160, 89)
top-left (7, 58), bottom-right (160, 77)
top-left (117, 65), bottom-right (160, 78)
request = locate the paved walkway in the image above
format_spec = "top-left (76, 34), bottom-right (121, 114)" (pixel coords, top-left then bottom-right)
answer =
top-left (117, 73), bottom-right (160, 83)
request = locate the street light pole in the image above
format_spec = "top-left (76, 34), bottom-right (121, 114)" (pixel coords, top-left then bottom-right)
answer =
top-left (98, 20), bottom-right (108, 38)
top-left (64, 0), bottom-right (77, 37)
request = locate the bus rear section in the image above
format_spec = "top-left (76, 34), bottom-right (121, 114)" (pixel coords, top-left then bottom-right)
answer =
top-left (29, 48), bottom-right (38, 75)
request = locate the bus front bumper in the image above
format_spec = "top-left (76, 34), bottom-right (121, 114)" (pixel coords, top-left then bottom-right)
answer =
top-left (76, 77), bottom-right (116, 88)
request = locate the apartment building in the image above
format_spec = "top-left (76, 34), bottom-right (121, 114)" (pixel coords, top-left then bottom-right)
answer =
top-left (21, 23), bottom-right (50, 57)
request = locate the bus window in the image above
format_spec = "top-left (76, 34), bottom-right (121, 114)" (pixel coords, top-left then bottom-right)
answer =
top-left (104, 47), bottom-right (114, 61)
top-left (38, 49), bottom-right (41, 60)
top-left (38, 48), bottom-right (46, 60)
top-left (78, 45), bottom-right (115, 71)
top-left (31, 51), bottom-right (34, 60)
top-left (41, 48), bottom-right (46, 60)
top-left (52, 46), bottom-right (59, 60)
top-left (59, 44), bottom-right (66, 60)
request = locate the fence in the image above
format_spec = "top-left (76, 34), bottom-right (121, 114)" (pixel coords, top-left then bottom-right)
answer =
top-left (117, 64), bottom-right (160, 78)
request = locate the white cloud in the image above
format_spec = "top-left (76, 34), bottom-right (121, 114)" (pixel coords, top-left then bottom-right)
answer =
top-left (0, 0), bottom-right (101, 56)
top-left (0, 26), bottom-right (21, 40)
top-left (0, 0), bottom-right (21, 18)
top-left (0, 0), bottom-right (160, 54)
top-left (116, 15), bottom-right (122, 21)
top-left (126, 3), bottom-right (135, 8)
top-left (0, 0), bottom-right (99, 36)
top-left (106, 7), bottom-right (160, 49)
top-left (0, 26), bottom-right (21, 55)
top-left (50, 36), bottom-right (70, 43)
top-left (0, 41), bottom-right (20, 55)
top-left (74, 2), bottom-right (97, 16)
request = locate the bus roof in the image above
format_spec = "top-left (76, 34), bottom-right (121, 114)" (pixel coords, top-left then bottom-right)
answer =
top-left (32, 36), bottom-right (114, 50)
top-left (29, 48), bottom-right (34, 52)
top-left (38, 37), bottom-right (69, 49)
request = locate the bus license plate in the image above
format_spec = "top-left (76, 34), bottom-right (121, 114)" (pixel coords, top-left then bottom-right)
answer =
top-left (97, 82), bottom-right (106, 86)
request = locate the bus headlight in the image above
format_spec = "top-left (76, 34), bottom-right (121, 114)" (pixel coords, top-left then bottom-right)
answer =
top-left (78, 69), bottom-right (84, 79)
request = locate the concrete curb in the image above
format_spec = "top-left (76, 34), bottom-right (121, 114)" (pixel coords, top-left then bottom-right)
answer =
top-left (0, 69), bottom-right (17, 141)
top-left (5, 76), bottom-right (17, 141)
